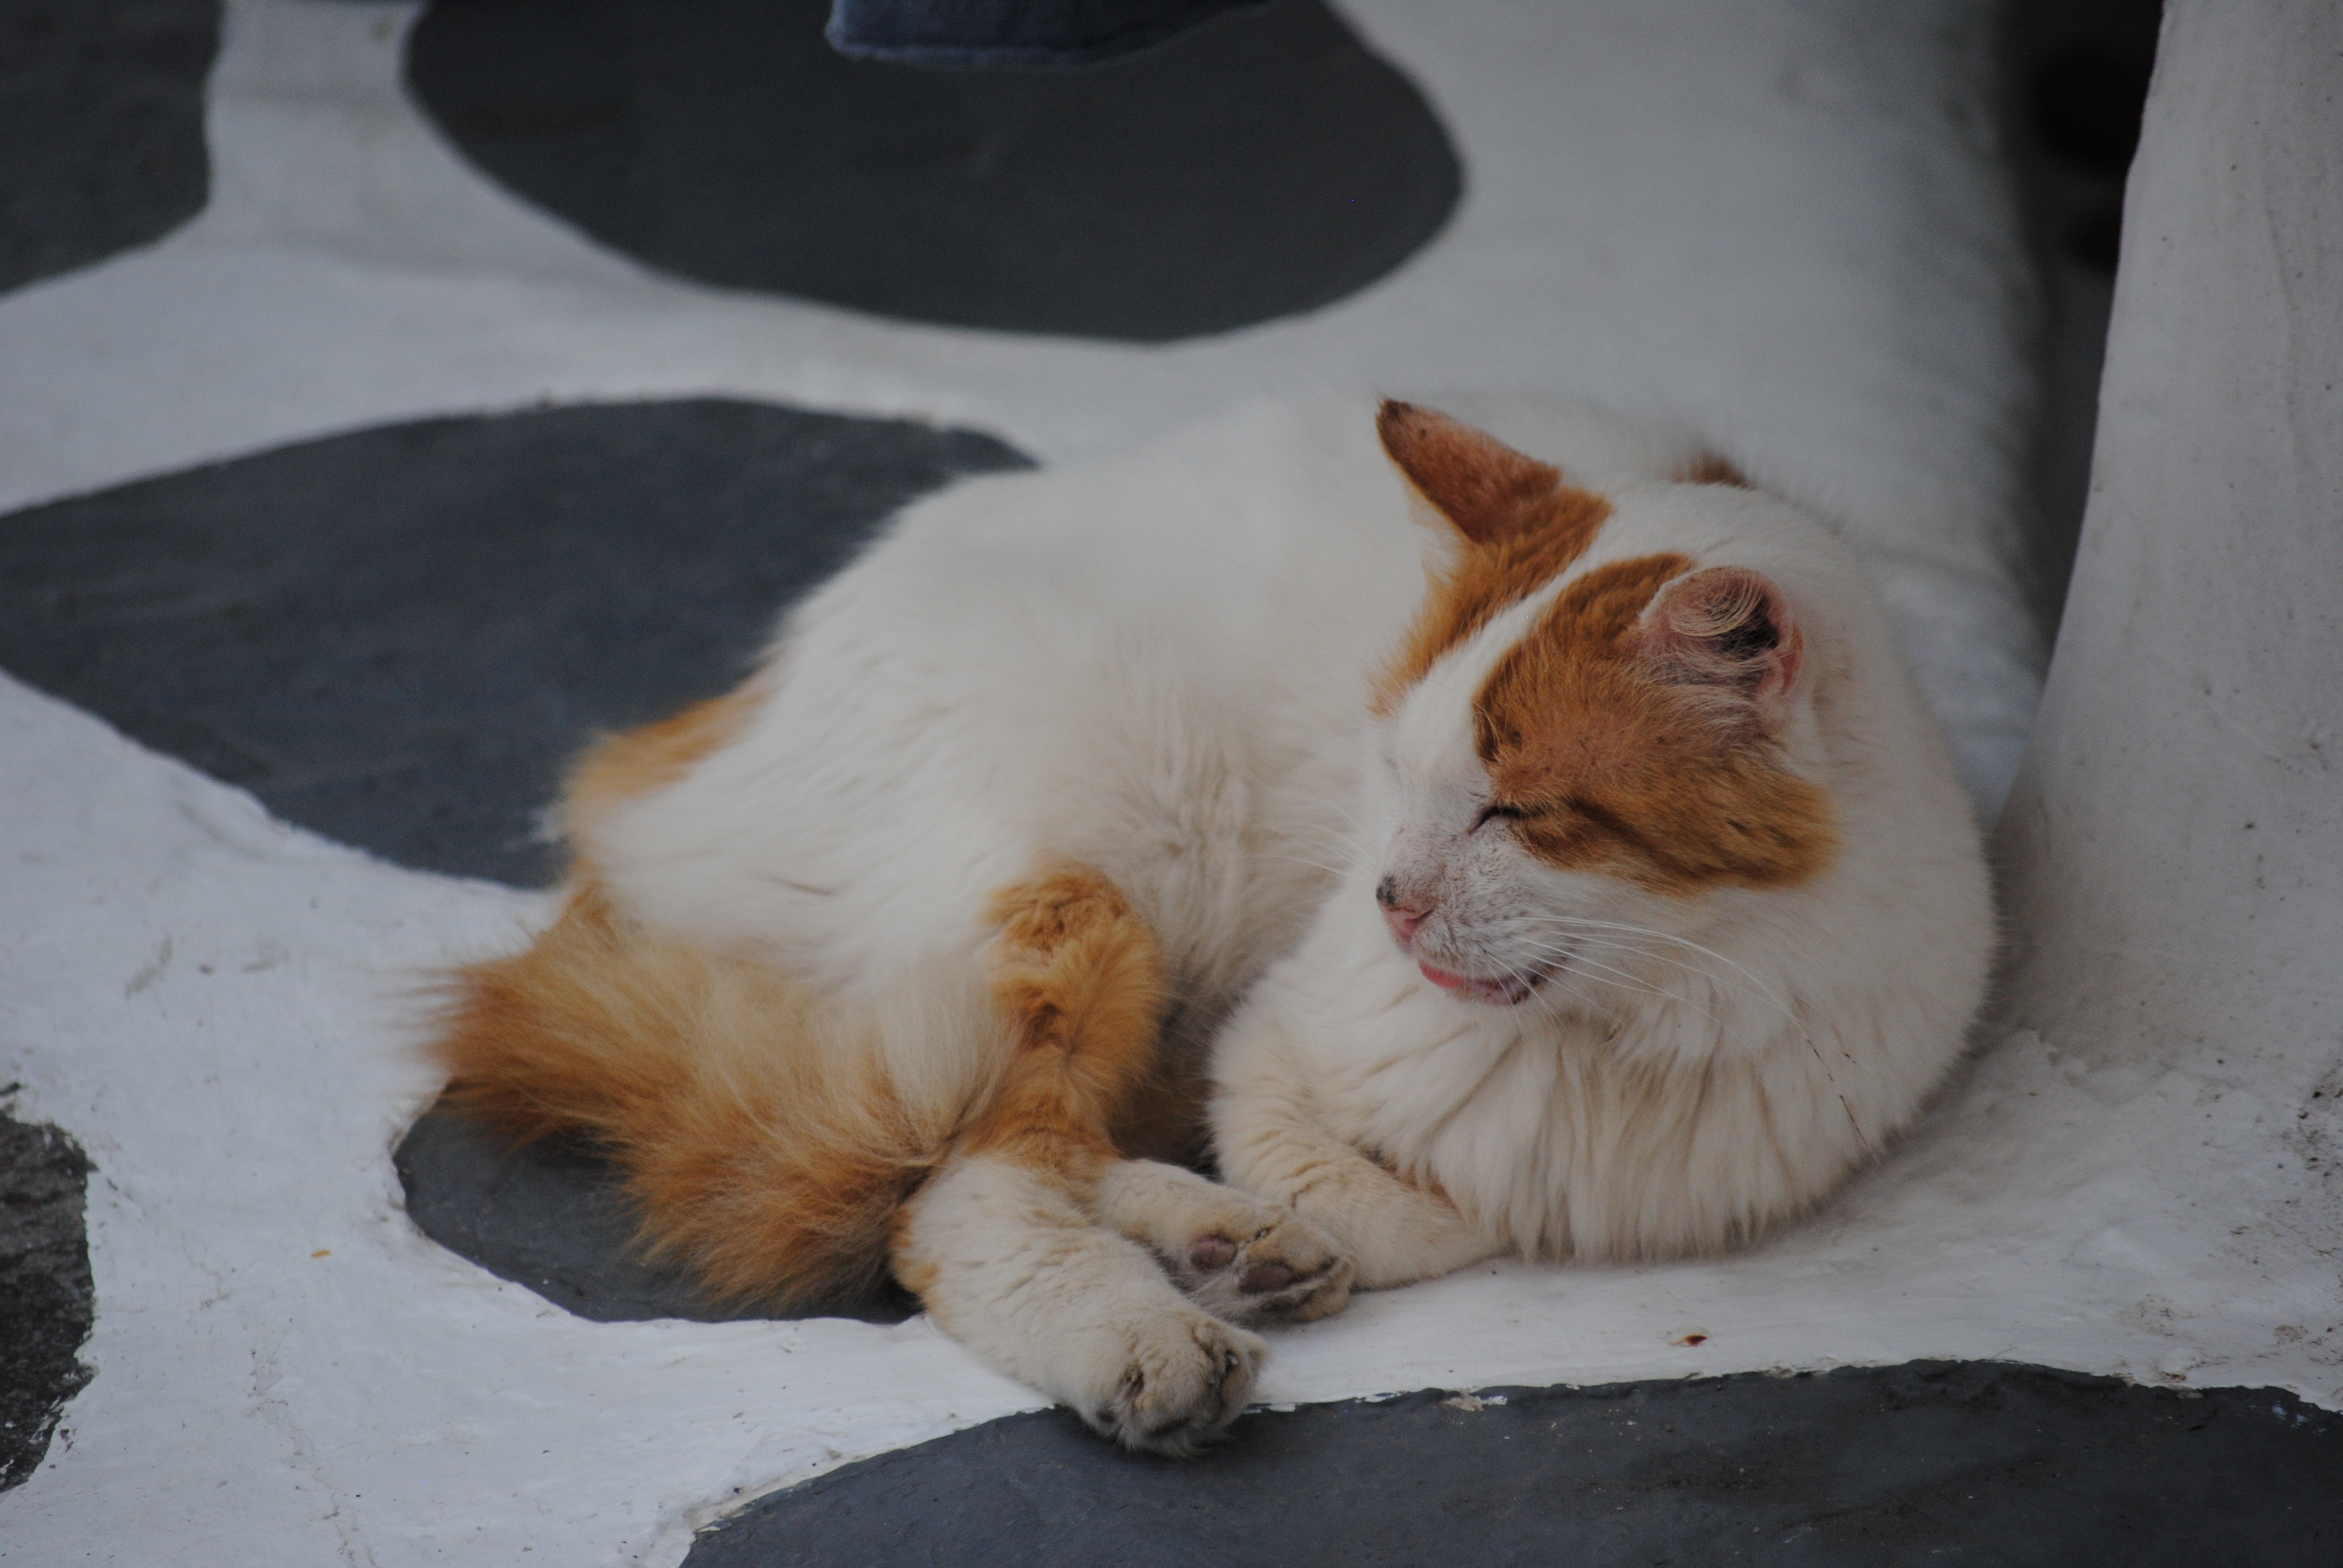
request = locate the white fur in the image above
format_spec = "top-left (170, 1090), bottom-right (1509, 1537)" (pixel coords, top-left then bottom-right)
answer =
top-left (583, 393), bottom-right (1992, 1434)
top-left (1211, 479), bottom-right (1994, 1279)
top-left (593, 394), bottom-right (1424, 1027)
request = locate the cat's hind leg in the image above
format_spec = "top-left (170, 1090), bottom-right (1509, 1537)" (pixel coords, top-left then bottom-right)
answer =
top-left (891, 863), bottom-right (1280, 1455)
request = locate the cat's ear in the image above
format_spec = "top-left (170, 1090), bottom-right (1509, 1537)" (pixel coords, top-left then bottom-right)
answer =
top-left (1376, 400), bottom-right (1575, 547)
top-left (1638, 566), bottom-right (1805, 724)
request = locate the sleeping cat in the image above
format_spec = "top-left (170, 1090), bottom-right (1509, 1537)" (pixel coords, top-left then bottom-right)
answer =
top-left (431, 394), bottom-right (1991, 1454)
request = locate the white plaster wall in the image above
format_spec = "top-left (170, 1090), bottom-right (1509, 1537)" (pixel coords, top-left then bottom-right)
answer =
top-left (1995, 0), bottom-right (2343, 1362)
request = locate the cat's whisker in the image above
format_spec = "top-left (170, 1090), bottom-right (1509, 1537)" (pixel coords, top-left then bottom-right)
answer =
top-left (1559, 946), bottom-right (1801, 1038)
top-left (1502, 936), bottom-right (1694, 1013)
top-left (1556, 961), bottom-right (1697, 1014)
top-left (1304, 800), bottom-right (1375, 838)
top-left (1543, 933), bottom-right (1827, 1054)
top-left (1269, 846), bottom-right (1376, 882)
top-left (1546, 933), bottom-right (1776, 1014)
top-left (1562, 927), bottom-right (1788, 1012)
top-left (1254, 852), bottom-right (1360, 880)
top-left (1515, 971), bottom-right (1622, 1032)
top-left (1521, 916), bottom-right (1795, 1019)
top-left (1504, 933), bottom-right (1784, 1038)
top-left (1552, 962), bottom-right (1686, 1012)
top-left (1274, 825), bottom-right (1368, 860)
top-left (1274, 811), bottom-right (1367, 841)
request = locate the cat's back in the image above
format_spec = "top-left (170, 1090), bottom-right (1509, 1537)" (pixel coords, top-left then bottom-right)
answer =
top-left (851, 394), bottom-right (1424, 677)
top-left (583, 396), bottom-right (1432, 988)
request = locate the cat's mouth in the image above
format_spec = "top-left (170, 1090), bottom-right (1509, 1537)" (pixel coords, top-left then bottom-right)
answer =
top-left (1414, 959), bottom-right (1548, 1007)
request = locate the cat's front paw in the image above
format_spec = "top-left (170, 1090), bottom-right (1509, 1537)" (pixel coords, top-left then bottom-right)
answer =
top-left (1173, 1210), bottom-right (1355, 1327)
top-left (1082, 1310), bottom-right (1265, 1457)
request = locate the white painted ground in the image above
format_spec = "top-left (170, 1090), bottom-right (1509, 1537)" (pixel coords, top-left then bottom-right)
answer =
top-left (2, 2), bottom-right (2330, 1564)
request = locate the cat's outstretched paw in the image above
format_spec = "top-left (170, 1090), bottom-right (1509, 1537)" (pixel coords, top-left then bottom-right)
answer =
top-left (1083, 1310), bottom-right (1265, 1457)
top-left (1170, 1210), bottom-right (1354, 1326)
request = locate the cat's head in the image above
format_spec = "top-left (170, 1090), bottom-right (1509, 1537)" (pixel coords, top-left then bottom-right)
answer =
top-left (1365, 401), bottom-right (1838, 1009)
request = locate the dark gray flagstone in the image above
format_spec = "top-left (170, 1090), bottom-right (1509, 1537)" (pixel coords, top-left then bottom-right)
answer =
top-left (0, 399), bottom-right (1031, 887)
top-left (0, 1108), bottom-right (95, 1494)
top-left (405, 0), bottom-right (1460, 341)
top-left (0, 0), bottom-right (220, 295)
top-left (687, 1364), bottom-right (2343, 1567)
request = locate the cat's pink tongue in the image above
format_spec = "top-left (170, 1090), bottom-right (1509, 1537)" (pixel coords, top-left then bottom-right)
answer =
top-left (1417, 962), bottom-right (1473, 991)
top-left (1417, 961), bottom-right (1531, 1005)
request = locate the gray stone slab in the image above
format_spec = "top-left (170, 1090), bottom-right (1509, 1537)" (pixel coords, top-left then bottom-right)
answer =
top-left (405, 0), bottom-right (1458, 341)
top-left (0, 0), bottom-right (219, 295)
top-left (0, 1106), bottom-right (94, 1494)
top-left (688, 1364), bottom-right (2343, 1566)
top-left (0, 399), bottom-right (1030, 886)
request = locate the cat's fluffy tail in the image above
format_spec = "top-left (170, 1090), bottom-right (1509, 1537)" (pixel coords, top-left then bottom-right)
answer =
top-left (431, 882), bottom-right (965, 1307)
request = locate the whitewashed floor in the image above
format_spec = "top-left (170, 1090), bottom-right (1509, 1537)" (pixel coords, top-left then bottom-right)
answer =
top-left (4, 3), bottom-right (2333, 1564)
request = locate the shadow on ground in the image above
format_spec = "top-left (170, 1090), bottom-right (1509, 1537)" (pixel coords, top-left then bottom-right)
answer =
top-left (396, 1101), bottom-right (915, 1325)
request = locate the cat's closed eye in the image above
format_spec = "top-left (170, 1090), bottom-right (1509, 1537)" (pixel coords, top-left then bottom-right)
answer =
top-left (1471, 803), bottom-right (1530, 832)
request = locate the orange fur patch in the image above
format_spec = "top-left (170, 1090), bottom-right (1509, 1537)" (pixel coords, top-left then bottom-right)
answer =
top-left (562, 682), bottom-right (765, 841)
top-left (1473, 554), bottom-right (1837, 893)
top-left (1376, 401), bottom-right (1576, 547)
top-left (1373, 402), bottom-right (1613, 711)
top-left (960, 865), bottom-right (1169, 1177)
top-left (1105, 1050), bottom-right (1211, 1168)
top-left (428, 858), bottom-right (1177, 1310)
top-left (431, 880), bottom-right (933, 1306)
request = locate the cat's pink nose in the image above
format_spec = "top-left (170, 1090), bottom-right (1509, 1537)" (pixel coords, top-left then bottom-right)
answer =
top-left (1376, 877), bottom-right (1433, 944)
top-left (1384, 906), bottom-right (1429, 943)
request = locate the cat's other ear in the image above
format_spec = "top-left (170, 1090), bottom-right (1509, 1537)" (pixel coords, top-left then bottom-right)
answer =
top-left (1637, 566), bottom-right (1805, 725)
top-left (1376, 400), bottom-right (1574, 547)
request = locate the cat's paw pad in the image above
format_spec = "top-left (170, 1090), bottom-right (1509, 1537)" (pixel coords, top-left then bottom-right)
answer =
top-left (1175, 1211), bottom-right (1354, 1326)
top-left (1086, 1312), bottom-right (1264, 1457)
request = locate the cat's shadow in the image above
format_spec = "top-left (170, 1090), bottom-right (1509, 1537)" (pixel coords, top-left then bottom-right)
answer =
top-left (395, 1100), bottom-right (917, 1325)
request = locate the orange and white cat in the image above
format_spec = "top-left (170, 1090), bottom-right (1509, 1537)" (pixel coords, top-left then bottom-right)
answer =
top-left (432, 395), bottom-right (1991, 1454)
